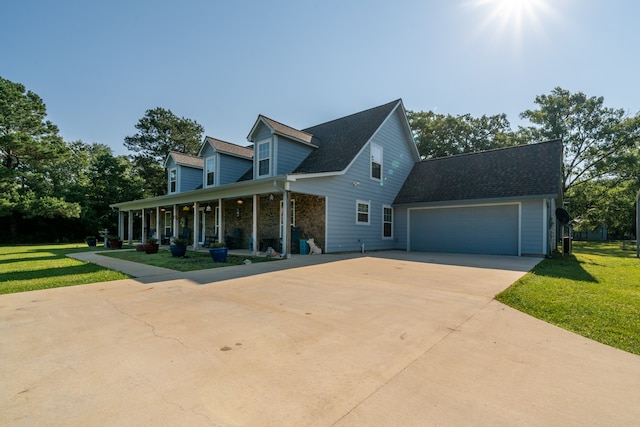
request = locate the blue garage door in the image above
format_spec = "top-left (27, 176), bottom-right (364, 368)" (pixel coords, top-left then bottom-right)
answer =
top-left (409, 205), bottom-right (519, 255)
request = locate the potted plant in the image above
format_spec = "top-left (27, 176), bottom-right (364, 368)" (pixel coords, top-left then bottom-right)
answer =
top-left (108, 235), bottom-right (123, 249)
top-left (208, 241), bottom-right (227, 262)
top-left (144, 238), bottom-right (159, 254)
top-left (170, 238), bottom-right (188, 257)
top-left (85, 236), bottom-right (97, 247)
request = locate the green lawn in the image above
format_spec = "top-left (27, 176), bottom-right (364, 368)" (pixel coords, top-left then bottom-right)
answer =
top-left (497, 241), bottom-right (640, 355)
top-left (99, 247), bottom-right (280, 271)
top-left (0, 244), bottom-right (130, 294)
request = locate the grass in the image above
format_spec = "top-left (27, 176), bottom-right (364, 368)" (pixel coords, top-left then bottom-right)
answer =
top-left (0, 243), bottom-right (130, 294)
top-left (99, 247), bottom-right (280, 272)
top-left (497, 241), bottom-right (640, 355)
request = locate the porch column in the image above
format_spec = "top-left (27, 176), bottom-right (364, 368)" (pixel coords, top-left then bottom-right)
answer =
top-left (156, 207), bottom-right (161, 241)
top-left (218, 198), bottom-right (224, 244)
top-left (117, 210), bottom-right (124, 242)
top-left (252, 194), bottom-right (259, 256)
top-left (173, 205), bottom-right (178, 240)
top-left (282, 191), bottom-right (290, 258)
top-left (193, 202), bottom-right (200, 249)
top-left (127, 210), bottom-right (133, 245)
top-left (141, 208), bottom-right (146, 244)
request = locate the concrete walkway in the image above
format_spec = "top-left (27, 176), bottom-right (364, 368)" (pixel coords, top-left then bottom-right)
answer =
top-left (2, 252), bottom-right (639, 426)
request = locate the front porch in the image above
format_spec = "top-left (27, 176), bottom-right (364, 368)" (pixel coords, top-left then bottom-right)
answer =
top-left (115, 192), bottom-right (326, 257)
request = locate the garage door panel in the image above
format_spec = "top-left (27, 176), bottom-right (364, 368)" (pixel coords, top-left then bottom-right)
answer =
top-left (410, 205), bottom-right (518, 255)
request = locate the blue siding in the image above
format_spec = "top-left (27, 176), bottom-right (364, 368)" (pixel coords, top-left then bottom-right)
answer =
top-left (276, 136), bottom-right (314, 175)
top-left (521, 199), bottom-right (545, 255)
top-left (179, 166), bottom-right (203, 192)
top-left (219, 154), bottom-right (252, 184)
top-left (290, 108), bottom-right (417, 253)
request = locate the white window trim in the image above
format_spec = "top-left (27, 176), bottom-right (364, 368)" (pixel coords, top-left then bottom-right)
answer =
top-left (205, 155), bottom-right (216, 188)
top-left (257, 139), bottom-right (271, 177)
top-left (279, 199), bottom-right (296, 238)
top-left (356, 200), bottom-right (370, 225)
top-left (370, 142), bottom-right (383, 181)
top-left (169, 168), bottom-right (177, 193)
top-left (382, 205), bottom-right (393, 239)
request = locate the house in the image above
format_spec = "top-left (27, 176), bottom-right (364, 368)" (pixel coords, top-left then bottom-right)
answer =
top-left (111, 99), bottom-right (563, 257)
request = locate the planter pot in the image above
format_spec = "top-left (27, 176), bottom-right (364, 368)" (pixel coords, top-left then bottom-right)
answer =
top-left (109, 240), bottom-right (123, 249)
top-left (208, 247), bottom-right (228, 263)
top-left (143, 243), bottom-right (159, 254)
top-left (86, 239), bottom-right (97, 247)
top-left (170, 244), bottom-right (187, 257)
top-left (135, 244), bottom-right (144, 252)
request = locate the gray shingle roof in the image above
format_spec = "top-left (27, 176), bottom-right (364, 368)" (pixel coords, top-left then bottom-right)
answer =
top-left (292, 99), bottom-right (402, 174)
top-left (205, 136), bottom-right (253, 159)
top-left (394, 139), bottom-right (563, 205)
top-left (168, 151), bottom-right (203, 168)
top-left (257, 116), bottom-right (315, 145)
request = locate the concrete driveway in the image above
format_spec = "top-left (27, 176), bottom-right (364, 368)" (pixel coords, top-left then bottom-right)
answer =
top-left (1, 252), bottom-right (639, 426)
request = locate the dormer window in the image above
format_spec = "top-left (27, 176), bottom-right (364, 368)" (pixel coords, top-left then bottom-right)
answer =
top-left (258, 140), bottom-right (271, 177)
top-left (169, 168), bottom-right (177, 193)
top-left (371, 143), bottom-right (382, 180)
top-left (205, 156), bottom-right (216, 187)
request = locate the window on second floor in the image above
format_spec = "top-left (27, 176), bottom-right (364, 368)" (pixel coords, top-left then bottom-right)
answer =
top-left (371, 143), bottom-right (382, 181)
top-left (169, 168), bottom-right (177, 193)
top-left (258, 140), bottom-right (271, 177)
top-left (205, 156), bottom-right (215, 187)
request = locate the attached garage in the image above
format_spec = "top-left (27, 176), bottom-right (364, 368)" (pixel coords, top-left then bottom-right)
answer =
top-left (409, 204), bottom-right (519, 255)
top-left (394, 140), bottom-right (563, 257)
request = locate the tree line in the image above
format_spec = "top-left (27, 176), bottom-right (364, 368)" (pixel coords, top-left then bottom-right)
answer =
top-left (1, 75), bottom-right (638, 243)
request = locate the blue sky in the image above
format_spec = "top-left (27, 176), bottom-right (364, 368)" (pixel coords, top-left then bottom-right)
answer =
top-left (3, 0), bottom-right (638, 156)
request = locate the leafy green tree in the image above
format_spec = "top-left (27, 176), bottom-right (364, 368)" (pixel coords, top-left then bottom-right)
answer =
top-left (519, 87), bottom-right (640, 194)
top-left (0, 76), bottom-right (81, 240)
top-left (406, 110), bottom-right (518, 158)
top-left (124, 107), bottom-right (204, 196)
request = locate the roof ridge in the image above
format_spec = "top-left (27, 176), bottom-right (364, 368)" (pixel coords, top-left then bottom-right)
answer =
top-left (422, 139), bottom-right (562, 163)
top-left (302, 99), bottom-right (401, 132)
top-left (205, 136), bottom-right (252, 150)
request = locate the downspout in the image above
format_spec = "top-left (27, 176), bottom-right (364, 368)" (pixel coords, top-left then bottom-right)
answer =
top-left (273, 179), bottom-right (291, 259)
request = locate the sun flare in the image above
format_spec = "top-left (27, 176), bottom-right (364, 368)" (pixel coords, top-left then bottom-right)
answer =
top-left (470, 0), bottom-right (554, 47)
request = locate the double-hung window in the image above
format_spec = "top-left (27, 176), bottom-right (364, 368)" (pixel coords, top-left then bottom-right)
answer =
top-left (356, 200), bottom-right (370, 225)
top-left (258, 140), bottom-right (271, 177)
top-left (383, 205), bottom-right (393, 239)
top-left (371, 143), bottom-right (382, 181)
top-left (169, 168), bottom-right (177, 193)
top-left (206, 156), bottom-right (215, 187)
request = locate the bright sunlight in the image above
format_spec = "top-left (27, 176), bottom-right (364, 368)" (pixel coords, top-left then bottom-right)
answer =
top-left (468, 0), bottom-right (557, 49)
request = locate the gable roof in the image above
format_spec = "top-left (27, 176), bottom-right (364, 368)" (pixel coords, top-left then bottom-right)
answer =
top-left (164, 151), bottom-right (203, 169)
top-left (394, 139), bottom-right (563, 205)
top-left (200, 136), bottom-right (253, 159)
top-left (248, 115), bottom-right (316, 146)
top-left (292, 99), bottom-right (403, 174)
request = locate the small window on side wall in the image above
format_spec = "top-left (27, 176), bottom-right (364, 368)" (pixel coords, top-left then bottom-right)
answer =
top-left (371, 143), bottom-right (382, 181)
top-left (169, 168), bottom-right (177, 193)
top-left (356, 200), bottom-right (370, 225)
top-left (383, 205), bottom-right (393, 239)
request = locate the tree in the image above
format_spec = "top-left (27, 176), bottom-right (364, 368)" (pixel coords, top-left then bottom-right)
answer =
top-left (519, 87), bottom-right (640, 194)
top-left (406, 110), bottom-right (518, 159)
top-left (0, 76), bottom-right (80, 240)
top-left (124, 107), bottom-right (204, 196)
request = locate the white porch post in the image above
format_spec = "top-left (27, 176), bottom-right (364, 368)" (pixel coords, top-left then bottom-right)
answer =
top-left (252, 194), bottom-right (258, 256)
top-left (282, 190), bottom-right (290, 258)
top-left (141, 209), bottom-right (146, 244)
top-left (156, 207), bottom-right (161, 241)
top-left (193, 202), bottom-right (200, 249)
top-left (127, 210), bottom-right (133, 245)
top-left (117, 210), bottom-right (124, 242)
top-left (218, 198), bottom-right (224, 244)
top-left (173, 205), bottom-right (178, 239)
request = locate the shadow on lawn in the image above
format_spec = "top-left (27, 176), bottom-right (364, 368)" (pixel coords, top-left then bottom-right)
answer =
top-left (530, 252), bottom-right (598, 283)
